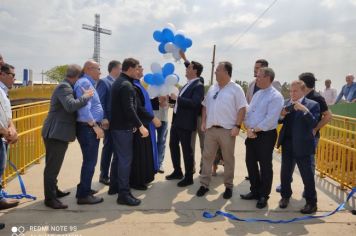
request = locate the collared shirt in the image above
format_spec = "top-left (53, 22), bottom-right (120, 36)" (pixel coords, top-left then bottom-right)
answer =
top-left (246, 80), bottom-right (282, 104)
top-left (0, 81), bottom-right (11, 128)
top-left (174, 77), bottom-right (200, 113)
top-left (153, 105), bottom-right (168, 122)
top-left (322, 88), bottom-right (337, 105)
top-left (203, 81), bottom-right (247, 129)
top-left (335, 82), bottom-right (356, 103)
top-left (74, 74), bottom-right (103, 122)
top-left (244, 85), bottom-right (284, 131)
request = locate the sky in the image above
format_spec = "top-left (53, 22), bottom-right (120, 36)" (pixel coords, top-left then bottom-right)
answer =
top-left (1, 0), bottom-right (356, 92)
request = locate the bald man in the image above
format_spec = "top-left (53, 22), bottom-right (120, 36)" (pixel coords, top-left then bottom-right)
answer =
top-left (74, 60), bottom-right (104, 205)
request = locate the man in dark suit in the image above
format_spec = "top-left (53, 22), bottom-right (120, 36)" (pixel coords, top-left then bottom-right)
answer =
top-left (277, 80), bottom-right (320, 214)
top-left (166, 61), bottom-right (205, 187)
top-left (96, 60), bottom-right (121, 185)
top-left (42, 64), bottom-right (94, 209)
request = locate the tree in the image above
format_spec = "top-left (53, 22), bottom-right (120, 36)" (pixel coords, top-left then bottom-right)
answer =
top-left (235, 80), bottom-right (249, 94)
top-left (281, 82), bottom-right (290, 99)
top-left (45, 65), bottom-right (68, 83)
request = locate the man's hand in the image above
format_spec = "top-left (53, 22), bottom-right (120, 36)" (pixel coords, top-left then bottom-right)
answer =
top-left (280, 107), bottom-right (289, 117)
top-left (170, 93), bottom-right (177, 101)
top-left (159, 96), bottom-right (168, 108)
top-left (152, 117), bottom-right (162, 128)
top-left (231, 127), bottom-right (240, 137)
top-left (0, 127), bottom-right (9, 136)
top-left (101, 119), bottom-right (110, 130)
top-left (247, 128), bottom-right (257, 139)
top-left (294, 102), bottom-right (309, 113)
top-left (82, 88), bottom-right (94, 98)
top-left (139, 125), bottom-right (149, 138)
top-left (93, 126), bottom-right (104, 139)
top-left (201, 122), bottom-right (206, 132)
top-left (5, 126), bottom-right (18, 144)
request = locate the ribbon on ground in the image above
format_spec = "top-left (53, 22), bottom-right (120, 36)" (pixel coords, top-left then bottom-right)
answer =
top-left (203, 187), bottom-right (356, 223)
top-left (1, 159), bottom-right (36, 200)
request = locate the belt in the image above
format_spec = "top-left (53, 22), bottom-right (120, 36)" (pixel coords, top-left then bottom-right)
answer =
top-left (212, 125), bottom-right (224, 129)
top-left (77, 121), bottom-right (102, 127)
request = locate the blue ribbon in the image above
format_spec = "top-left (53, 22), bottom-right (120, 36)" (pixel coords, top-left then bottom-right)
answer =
top-left (1, 159), bottom-right (36, 200)
top-left (203, 187), bottom-right (356, 223)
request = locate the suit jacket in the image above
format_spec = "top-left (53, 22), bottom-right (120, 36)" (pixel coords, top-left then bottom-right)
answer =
top-left (277, 97), bottom-right (320, 157)
top-left (42, 80), bottom-right (90, 142)
top-left (172, 79), bottom-right (204, 131)
top-left (96, 75), bottom-right (114, 120)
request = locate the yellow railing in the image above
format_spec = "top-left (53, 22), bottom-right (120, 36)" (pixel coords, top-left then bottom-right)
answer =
top-left (9, 85), bottom-right (56, 101)
top-left (2, 101), bottom-right (50, 185)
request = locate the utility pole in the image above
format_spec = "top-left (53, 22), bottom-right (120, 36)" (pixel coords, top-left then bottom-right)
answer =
top-left (41, 70), bottom-right (45, 85)
top-left (82, 14), bottom-right (112, 64)
top-left (210, 44), bottom-right (216, 85)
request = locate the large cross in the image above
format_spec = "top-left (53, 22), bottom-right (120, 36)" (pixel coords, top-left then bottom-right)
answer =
top-left (82, 14), bottom-right (112, 64)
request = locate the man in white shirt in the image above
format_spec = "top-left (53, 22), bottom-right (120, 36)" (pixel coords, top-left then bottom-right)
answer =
top-left (322, 79), bottom-right (337, 105)
top-left (196, 61), bottom-right (247, 199)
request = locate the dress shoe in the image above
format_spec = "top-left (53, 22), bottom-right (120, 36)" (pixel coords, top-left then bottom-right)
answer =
top-left (223, 187), bottom-right (233, 199)
top-left (177, 178), bottom-right (193, 187)
top-left (108, 188), bottom-right (118, 195)
top-left (256, 197), bottom-right (268, 209)
top-left (99, 177), bottom-right (110, 185)
top-left (44, 198), bottom-right (68, 209)
top-left (300, 203), bottom-right (317, 214)
top-left (279, 198), bottom-right (289, 209)
top-left (0, 223), bottom-right (5, 230)
top-left (77, 195), bottom-right (103, 205)
top-left (245, 176), bottom-right (250, 180)
top-left (117, 194), bottom-right (141, 206)
top-left (0, 199), bottom-right (19, 210)
top-left (275, 185), bottom-right (281, 193)
top-left (196, 186), bottom-right (209, 197)
top-left (131, 184), bottom-right (148, 190)
top-left (157, 166), bottom-right (164, 174)
top-left (165, 171), bottom-right (183, 180)
top-left (56, 189), bottom-right (70, 198)
top-left (90, 189), bottom-right (98, 195)
top-left (240, 192), bottom-right (259, 200)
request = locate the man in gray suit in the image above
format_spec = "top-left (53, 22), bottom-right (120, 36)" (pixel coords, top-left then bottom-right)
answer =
top-left (42, 64), bottom-right (94, 209)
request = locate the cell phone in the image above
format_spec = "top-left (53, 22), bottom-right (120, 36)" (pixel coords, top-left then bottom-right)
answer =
top-left (284, 104), bottom-right (295, 113)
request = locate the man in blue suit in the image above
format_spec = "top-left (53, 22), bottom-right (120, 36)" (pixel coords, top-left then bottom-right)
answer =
top-left (96, 60), bottom-right (121, 185)
top-left (277, 80), bottom-right (320, 214)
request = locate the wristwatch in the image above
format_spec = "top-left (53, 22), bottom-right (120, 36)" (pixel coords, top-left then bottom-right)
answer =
top-left (235, 124), bottom-right (241, 129)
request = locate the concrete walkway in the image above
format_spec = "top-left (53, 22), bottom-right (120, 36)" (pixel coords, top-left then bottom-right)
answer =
top-left (1, 132), bottom-right (355, 235)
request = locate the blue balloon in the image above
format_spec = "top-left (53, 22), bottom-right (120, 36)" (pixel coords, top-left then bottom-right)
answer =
top-left (162, 63), bottom-right (175, 77)
top-left (153, 30), bottom-right (163, 42)
top-left (158, 42), bottom-right (167, 54)
top-left (173, 34), bottom-right (186, 49)
top-left (152, 73), bottom-right (165, 86)
top-left (162, 28), bottom-right (174, 42)
top-left (184, 38), bottom-right (193, 48)
top-left (144, 73), bottom-right (154, 85)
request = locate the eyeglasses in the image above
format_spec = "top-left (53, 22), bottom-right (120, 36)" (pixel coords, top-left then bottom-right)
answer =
top-left (4, 72), bottom-right (15, 78)
top-left (89, 67), bottom-right (100, 71)
top-left (213, 90), bottom-right (219, 99)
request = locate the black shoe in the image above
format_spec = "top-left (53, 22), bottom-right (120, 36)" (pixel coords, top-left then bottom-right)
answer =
top-left (44, 198), bottom-right (68, 209)
top-left (245, 176), bottom-right (249, 180)
top-left (300, 203), bottom-right (317, 214)
top-left (0, 199), bottom-right (19, 210)
top-left (108, 188), bottom-right (118, 195)
top-left (0, 223), bottom-right (4, 230)
top-left (165, 171), bottom-right (183, 180)
top-left (240, 192), bottom-right (259, 200)
top-left (279, 198), bottom-right (289, 209)
top-left (56, 189), bottom-right (70, 198)
top-left (99, 177), bottom-right (110, 185)
top-left (196, 186), bottom-right (209, 197)
top-left (223, 188), bottom-right (233, 199)
top-left (131, 184), bottom-right (148, 190)
top-left (77, 195), bottom-right (104, 205)
top-left (256, 197), bottom-right (268, 209)
top-left (90, 189), bottom-right (98, 195)
top-left (117, 194), bottom-right (141, 206)
top-left (177, 178), bottom-right (193, 187)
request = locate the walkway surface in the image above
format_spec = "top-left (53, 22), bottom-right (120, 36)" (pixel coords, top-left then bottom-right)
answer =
top-left (1, 132), bottom-right (356, 235)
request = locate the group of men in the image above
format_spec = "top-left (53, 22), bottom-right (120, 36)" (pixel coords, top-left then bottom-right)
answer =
top-left (321, 74), bottom-right (356, 105)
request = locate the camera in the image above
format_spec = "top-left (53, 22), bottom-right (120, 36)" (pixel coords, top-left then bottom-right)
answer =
top-left (284, 104), bottom-right (295, 113)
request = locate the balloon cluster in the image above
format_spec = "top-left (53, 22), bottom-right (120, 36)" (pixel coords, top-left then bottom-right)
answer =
top-left (153, 23), bottom-right (193, 61)
top-left (144, 62), bottom-right (179, 97)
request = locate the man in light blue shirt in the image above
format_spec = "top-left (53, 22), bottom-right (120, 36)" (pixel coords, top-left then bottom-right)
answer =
top-left (335, 74), bottom-right (356, 103)
top-left (74, 60), bottom-right (104, 205)
top-left (241, 67), bottom-right (284, 209)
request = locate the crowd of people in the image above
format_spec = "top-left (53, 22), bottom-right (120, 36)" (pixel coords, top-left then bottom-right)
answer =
top-left (1, 50), bottom-right (356, 229)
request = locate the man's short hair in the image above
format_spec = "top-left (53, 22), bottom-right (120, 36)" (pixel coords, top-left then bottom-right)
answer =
top-left (325, 79), bottom-right (331, 83)
top-left (255, 59), bottom-right (269, 67)
top-left (260, 67), bottom-right (275, 82)
top-left (191, 61), bottom-right (203, 77)
top-left (220, 61), bottom-right (233, 77)
top-left (122, 58), bottom-right (139, 72)
top-left (108, 60), bottom-right (121, 73)
top-left (291, 80), bottom-right (306, 90)
top-left (66, 64), bottom-right (82, 78)
top-left (0, 63), bottom-right (14, 74)
top-left (299, 72), bottom-right (317, 89)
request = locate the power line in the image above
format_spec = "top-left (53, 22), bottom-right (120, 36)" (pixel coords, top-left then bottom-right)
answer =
top-left (223, 0), bottom-right (279, 52)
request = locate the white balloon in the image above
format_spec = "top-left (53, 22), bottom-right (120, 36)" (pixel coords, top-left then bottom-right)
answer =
top-left (172, 50), bottom-right (181, 61)
top-left (166, 23), bottom-right (176, 33)
top-left (150, 62), bottom-right (162, 74)
top-left (164, 42), bottom-right (175, 53)
top-left (169, 86), bottom-right (179, 96)
top-left (163, 53), bottom-right (171, 59)
top-left (176, 29), bottom-right (185, 37)
top-left (147, 85), bottom-right (160, 98)
top-left (159, 85), bottom-right (170, 96)
top-left (165, 74), bottom-right (178, 86)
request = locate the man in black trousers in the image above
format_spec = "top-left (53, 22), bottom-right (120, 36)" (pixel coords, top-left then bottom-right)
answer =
top-left (42, 64), bottom-right (93, 209)
top-left (166, 61), bottom-right (204, 187)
